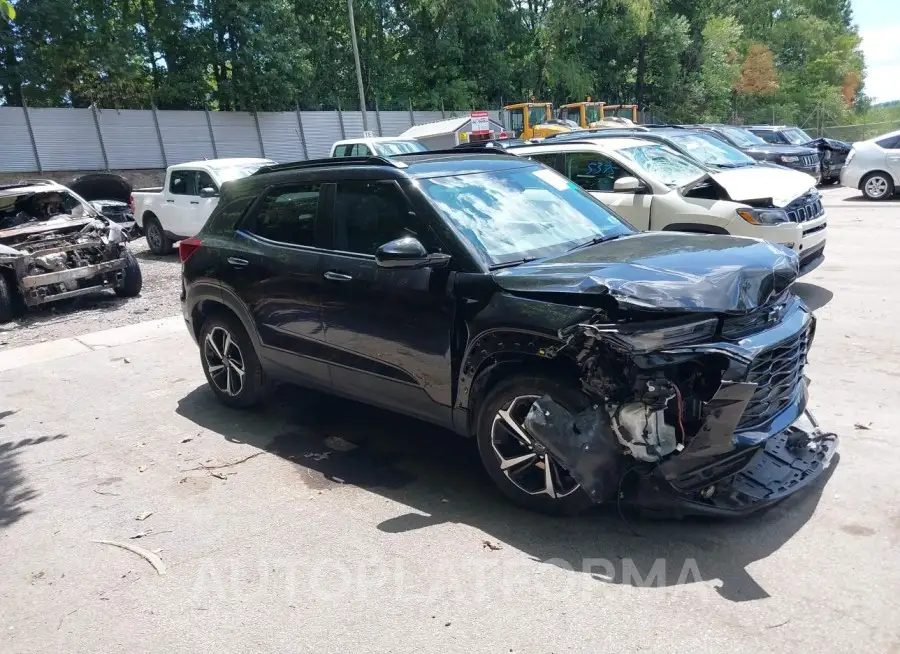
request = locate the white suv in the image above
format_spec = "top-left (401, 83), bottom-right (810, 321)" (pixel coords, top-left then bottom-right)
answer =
top-left (512, 137), bottom-right (827, 274)
top-left (840, 129), bottom-right (900, 200)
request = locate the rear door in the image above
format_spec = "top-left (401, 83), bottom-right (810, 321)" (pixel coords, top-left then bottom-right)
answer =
top-left (221, 181), bottom-right (331, 388)
top-left (561, 151), bottom-right (653, 231)
top-left (317, 179), bottom-right (455, 424)
top-left (877, 134), bottom-right (900, 182)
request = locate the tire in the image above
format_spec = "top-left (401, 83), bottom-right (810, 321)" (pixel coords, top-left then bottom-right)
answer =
top-left (861, 172), bottom-right (894, 201)
top-left (144, 216), bottom-right (173, 255)
top-left (0, 274), bottom-right (14, 324)
top-left (114, 249), bottom-right (143, 297)
top-left (475, 373), bottom-right (594, 516)
top-left (199, 312), bottom-right (271, 409)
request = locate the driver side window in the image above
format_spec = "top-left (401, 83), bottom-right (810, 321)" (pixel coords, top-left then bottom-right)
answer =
top-left (564, 153), bottom-right (630, 192)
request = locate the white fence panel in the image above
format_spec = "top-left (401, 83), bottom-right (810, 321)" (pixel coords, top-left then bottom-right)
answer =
top-left (29, 108), bottom-right (105, 171)
top-left (157, 111), bottom-right (215, 165)
top-left (300, 111), bottom-right (341, 159)
top-left (0, 107), bottom-right (39, 172)
top-left (96, 109), bottom-right (164, 169)
top-left (257, 112), bottom-right (305, 163)
top-left (379, 111), bottom-right (412, 136)
top-left (341, 111), bottom-right (367, 139)
top-left (210, 112), bottom-right (262, 158)
top-left (412, 111), bottom-right (444, 125)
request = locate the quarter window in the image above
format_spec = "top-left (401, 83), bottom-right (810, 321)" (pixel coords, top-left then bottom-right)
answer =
top-left (333, 182), bottom-right (416, 255)
top-left (564, 153), bottom-right (630, 192)
top-left (876, 135), bottom-right (900, 149)
top-left (249, 184), bottom-right (320, 246)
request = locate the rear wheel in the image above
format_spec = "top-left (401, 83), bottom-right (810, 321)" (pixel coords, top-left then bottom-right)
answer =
top-left (144, 216), bottom-right (173, 255)
top-left (199, 313), bottom-right (271, 409)
top-left (861, 172), bottom-right (894, 201)
top-left (475, 374), bottom-right (594, 516)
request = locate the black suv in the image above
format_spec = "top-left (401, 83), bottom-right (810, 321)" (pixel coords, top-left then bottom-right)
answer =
top-left (181, 153), bottom-right (837, 517)
top-left (746, 125), bottom-right (851, 184)
top-left (688, 124), bottom-right (822, 181)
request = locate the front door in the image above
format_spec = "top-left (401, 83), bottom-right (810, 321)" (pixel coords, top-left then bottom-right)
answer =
top-left (318, 179), bottom-right (454, 425)
top-left (882, 135), bottom-right (900, 183)
top-left (562, 152), bottom-right (653, 230)
top-left (221, 182), bottom-right (331, 388)
top-left (166, 169), bottom-right (202, 237)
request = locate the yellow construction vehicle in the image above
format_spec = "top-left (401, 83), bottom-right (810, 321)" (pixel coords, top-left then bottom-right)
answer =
top-left (557, 100), bottom-right (640, 128)
top-left (503, 102), bottom-right (573, 139)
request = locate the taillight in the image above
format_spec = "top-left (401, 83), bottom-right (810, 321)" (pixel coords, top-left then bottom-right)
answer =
top-left (179, 237), bottom-right (202, 262)
top-left (129, 194), bottom-right (135, 213)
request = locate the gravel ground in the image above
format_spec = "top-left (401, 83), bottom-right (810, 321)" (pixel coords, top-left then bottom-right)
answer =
top-left (0, 237), bottom-right (182, 350)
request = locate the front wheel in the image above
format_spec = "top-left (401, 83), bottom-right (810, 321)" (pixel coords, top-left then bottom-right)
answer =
top-left (114, 249), bottom-right (143, 297)
top-left (199, 313), bottom-right (271, 409)
top-left (861, 172), bottom-right (894, 201)
top-left (475, 374), bottom-right (594, 516)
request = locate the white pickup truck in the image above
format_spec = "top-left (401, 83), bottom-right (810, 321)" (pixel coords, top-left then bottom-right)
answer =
top-left (132, 158), bottom-right (274, 254)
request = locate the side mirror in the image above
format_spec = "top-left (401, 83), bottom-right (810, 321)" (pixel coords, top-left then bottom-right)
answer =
top-left (613, 176), bottom-right (644, 192)
top-left (375, 236), bottom-right (451, 270)
top-left (200, 187), bottom-right (219, 198)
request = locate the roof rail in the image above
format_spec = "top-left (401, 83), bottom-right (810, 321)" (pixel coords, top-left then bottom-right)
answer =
top-left (252, 156), bottom-right (407, 176)
top-left (393, 147), bottom-right (519, 157)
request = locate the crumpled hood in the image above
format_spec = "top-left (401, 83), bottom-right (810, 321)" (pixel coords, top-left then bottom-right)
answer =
top-left (706, 166), bottom-right (817, 206)
top-left (804, 137), bottom-right (851, 153)
top-left (492, 232), bottom-right (799, 313)
top-left (744, 144), bottom-right (818, 158)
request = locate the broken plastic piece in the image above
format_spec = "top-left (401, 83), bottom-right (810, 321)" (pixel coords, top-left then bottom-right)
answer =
top-left (92, 539), bottom-right (166, 575)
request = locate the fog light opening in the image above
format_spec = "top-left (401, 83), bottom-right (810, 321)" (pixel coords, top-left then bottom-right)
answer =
top-left (700, 485), bottom-right (716, 500)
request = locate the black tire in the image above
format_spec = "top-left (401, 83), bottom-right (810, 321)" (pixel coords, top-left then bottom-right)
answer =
top-left (0, 274), bottom-right (14, 324)
top-left (144, 216), bottom-right (173, 255)
top-left (861, 172), bottom-right (895, 201)
top-left (475, 373), bottom-right (594, 516)
top-left (199, 312), bottom-right (271, 409)
top-left (114, 249), bottom-right (143, 297)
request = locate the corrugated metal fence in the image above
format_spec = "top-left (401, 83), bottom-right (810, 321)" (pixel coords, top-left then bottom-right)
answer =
top-left (0, 107), bottom-right (504, 173)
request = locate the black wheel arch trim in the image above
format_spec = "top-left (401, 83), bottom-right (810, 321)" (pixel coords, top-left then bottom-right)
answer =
top-left (186, 282), bottom-right (262, 351)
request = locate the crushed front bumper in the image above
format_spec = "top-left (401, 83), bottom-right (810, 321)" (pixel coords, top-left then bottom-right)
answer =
top-left (635, 408), bottom-right (837, 517)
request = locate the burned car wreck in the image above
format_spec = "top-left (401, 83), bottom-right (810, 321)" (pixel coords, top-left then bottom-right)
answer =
top-left (472, 232), bottom-right (838, 517)
top-left (0, 181), bottom-right (142, 322)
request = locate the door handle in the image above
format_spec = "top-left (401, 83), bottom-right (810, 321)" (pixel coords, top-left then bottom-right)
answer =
top-left (190, 200), bottom-right (199, 205)
top-left (166, 200), bottom-right (175, 204)
top-left (324, 271), bottom-right (353, 282)
top-left (227, 257), bottom-right (249, 268)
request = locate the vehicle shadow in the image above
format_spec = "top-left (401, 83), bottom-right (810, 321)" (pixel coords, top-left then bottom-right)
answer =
top-left (176, 384), bottom-right (837, 602)
top-left (0, 409), bottom-right (54, 529)
top-left (841, 194), bottom-right (900, 202)
top-left (793, 282), bottom-right (834, 311)
top-left (133, 247), bottom-right (179, 262)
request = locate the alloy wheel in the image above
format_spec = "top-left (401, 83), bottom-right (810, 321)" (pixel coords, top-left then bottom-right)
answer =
top-left (203, 326), bottom-right (245, 397)
top-left (490, 394), bottom-right (580, 499)
top-left (865, 175), bottom-right (889, 199)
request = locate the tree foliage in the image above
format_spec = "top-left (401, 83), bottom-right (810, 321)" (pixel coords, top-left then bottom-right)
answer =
top-left (0, 0), bottom-right (869, 125)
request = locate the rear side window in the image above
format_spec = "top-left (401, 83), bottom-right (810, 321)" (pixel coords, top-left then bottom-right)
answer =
top-left (332, 181), bottom-right (415, 255)
top-left (754, 131), bottom-right (781, 144)
top-left (248, 184), bottom-right (320, 246)
top-left (876, 135), bottom-right (900, 149)
top-left (213, 196), bottom-right (253, 230)
top-left (349, 144), bottom-right (371, 156)
top-left (170, 170), bottom-right (199, 195)
top-left (564, 152), bottom-right (630, 192)
top-left (529, 153), bottom-right (560, 170)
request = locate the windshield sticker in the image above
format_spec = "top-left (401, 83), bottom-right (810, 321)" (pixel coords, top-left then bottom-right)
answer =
top-left (532, 168), bottom-right (573, 191)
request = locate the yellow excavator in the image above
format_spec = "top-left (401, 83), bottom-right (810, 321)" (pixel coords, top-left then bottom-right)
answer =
top-left (557, 100), bottom-right (640, 128)
top-left (503, 102), bottom-right (574, 139)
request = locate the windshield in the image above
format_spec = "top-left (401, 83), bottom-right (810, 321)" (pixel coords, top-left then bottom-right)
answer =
top-left (618, 144), bottom-right (707, 187)
top-left (529, 106), bottom-right (549, 126)
top-left (783, 128), bottom-right (813, 145)
top-left (668, 132), bottom-right (756, 167)
top-left (0, 189), bottom-right (94, 230)
top-left (585, 105), bottom-right (602, 123)
top-left (418, 166), bottom-right (634, 266)
top-left (376, 141), bottom-right (427, 156)
top-left (716, 126), bottom-right (767, 147)
top-left (217, 162), bottom-right (274, 183)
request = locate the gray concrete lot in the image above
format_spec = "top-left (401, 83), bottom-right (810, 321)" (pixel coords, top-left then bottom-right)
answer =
top-left (1, 186), bottom-right (899, 653)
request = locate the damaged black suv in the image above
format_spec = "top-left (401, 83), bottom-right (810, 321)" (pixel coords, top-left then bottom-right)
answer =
top-left (181, 153), bottom-right (837, 517)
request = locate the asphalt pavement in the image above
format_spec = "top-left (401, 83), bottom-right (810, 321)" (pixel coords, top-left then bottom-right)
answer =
top-left (1, 186), bottom-right (899, 653)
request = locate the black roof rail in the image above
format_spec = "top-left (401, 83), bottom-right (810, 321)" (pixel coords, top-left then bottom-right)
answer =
top-left (252, 156), bottom-right (407, 176)
top-left (541, 127), bottom-right (652, 142)
top-left (393, 147), bottom-right (519, 157)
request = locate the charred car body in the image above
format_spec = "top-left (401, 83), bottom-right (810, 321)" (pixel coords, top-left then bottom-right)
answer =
top-left (182, 153), bottom-right (837, 517)
top-left (69, 173), bottom-right (140, 239)
top-left (0, 181), bottom-right (142, 322)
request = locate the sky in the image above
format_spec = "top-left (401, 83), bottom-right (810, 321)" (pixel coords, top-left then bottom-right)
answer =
top-left (853, 0), bottom-right (900, 103)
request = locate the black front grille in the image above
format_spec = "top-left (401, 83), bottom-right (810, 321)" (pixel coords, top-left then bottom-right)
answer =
top-left (737, 328), bottom-right (810, 430)
top-left (800, 154), bottom-right (819, 167)
top-left (785, 193), bottom-right (824, 223)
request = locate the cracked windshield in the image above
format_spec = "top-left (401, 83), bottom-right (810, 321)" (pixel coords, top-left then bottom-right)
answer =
top-left (618, 144), bottom-right (707, 187)
top-left (420, 166), bottom-right (633, 265)
top-left (668, 133), bottom-right (756, 167)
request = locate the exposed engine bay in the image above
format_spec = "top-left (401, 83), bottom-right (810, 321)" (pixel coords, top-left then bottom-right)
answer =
top-left (0, 184), bottom-right (133, 309)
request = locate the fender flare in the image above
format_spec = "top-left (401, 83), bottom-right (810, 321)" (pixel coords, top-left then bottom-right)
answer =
top-left (186, 282), bottom-right (262, 351)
